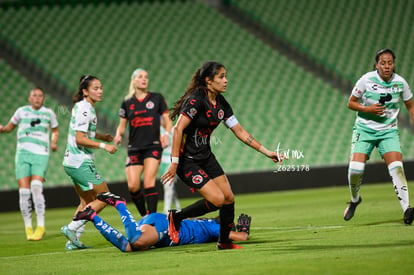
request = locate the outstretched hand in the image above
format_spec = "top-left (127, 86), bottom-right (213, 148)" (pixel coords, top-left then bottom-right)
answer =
top-left (269, 152), bottom-right (287, 163)
top-left (161, 164), bottom-right (178, 186)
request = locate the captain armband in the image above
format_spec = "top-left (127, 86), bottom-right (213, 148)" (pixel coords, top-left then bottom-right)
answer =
top-left (224, 115), bottom-right (239, 128)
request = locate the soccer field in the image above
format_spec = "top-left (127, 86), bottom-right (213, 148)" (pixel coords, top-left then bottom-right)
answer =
top-left (1, 183), bottom-right (414, 275)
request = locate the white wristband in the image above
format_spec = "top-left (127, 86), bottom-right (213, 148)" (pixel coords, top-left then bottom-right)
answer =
top-left (171, 157), bottom-right (179, 164)
top-left (99, 143), bottom-right (106, 149)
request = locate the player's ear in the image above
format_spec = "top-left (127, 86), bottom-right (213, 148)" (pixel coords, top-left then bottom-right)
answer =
top-left (205, 77), bottom-right (212, 85)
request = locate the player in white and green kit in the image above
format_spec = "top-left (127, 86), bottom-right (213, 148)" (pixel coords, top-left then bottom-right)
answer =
top-left (159, 126), bottom-right (181, 214)
top-left (60, 75), bottom-right (118, 250)
top-left (344, 49), bottom-right (414, 224)
top-left (0, 87), bottom-right (59, 241)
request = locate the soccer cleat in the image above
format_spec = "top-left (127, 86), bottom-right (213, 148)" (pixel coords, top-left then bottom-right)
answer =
top-left (343, 197), bottom-right (362, 221)
top-left (97, 192), bottom-right (126, 207)
top-left (236, 213), bottom-right (252, 235)
top-left (30, 226), bottom-right (45, 241)
top-left (25, 227), bottom-right (34, 240)
top-left (217, 242), bottom-right (243, 250)
top-left (168, 210), bottom-right (181, 244)
top-left (65, 240), bottom-right (89, 250)
top-left (403, 207), bottom-right (414, 225)
top-left (73, 206), bottom-right (96, 221)
top-left (61, 225), bottom-right (86, 248)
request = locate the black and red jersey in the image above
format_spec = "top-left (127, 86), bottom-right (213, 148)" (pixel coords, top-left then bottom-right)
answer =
top-left (180, 89), bottom-right (234, 160)
top-left (119, 92), bottom-right (168, 150)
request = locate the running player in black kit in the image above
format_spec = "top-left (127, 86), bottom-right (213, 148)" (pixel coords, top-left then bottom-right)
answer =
top-left (115, 68), bottom-right (172, 216)
top-left (161, 61), bottom-right (285, 249)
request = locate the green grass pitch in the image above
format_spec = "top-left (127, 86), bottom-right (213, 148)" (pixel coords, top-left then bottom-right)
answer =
top-left (1, 183), bottom-right (414, 274)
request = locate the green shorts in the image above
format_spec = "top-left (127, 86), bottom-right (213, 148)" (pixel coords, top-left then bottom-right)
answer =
top-left (351, 127), bottom-right (401, 158)
top-left (64, 161), bottom-right (105, 191)
top-left (15, 151), bottom-right (49, 180)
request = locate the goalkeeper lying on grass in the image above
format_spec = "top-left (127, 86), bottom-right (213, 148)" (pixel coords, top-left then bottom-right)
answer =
top-left (69, 192), bottom-right (251, 252)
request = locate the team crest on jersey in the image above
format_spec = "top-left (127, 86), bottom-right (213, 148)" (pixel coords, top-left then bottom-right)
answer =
top-left (218, 109), bottom-right (224, 120)
top-left (392, 84), bottom-right (399, 93)
top-left (146, 101), bottom-right (154, 109)
top-left (192, 175), bottom-right (203, 185)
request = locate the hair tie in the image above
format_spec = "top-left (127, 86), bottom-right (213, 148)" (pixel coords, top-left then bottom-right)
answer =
top-left (131, 68), bottom-right (144, 79)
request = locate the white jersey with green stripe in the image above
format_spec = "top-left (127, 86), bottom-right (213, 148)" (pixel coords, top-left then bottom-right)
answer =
top-left (352, 71), bottom-right (412, 132)
top-left (11, 105), bottom-right (58, 155)
top-left (63, 99), bottom-right (97, 168)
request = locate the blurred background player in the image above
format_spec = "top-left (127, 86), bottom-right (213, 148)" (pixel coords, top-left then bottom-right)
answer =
top-left (344, 48), bottom-right (414, 224)
top-left (159, 125), bottom-right (181, 214)
top-left (0, 87), bottom-right (58, 241)
top-left (73, 192), bottom-right (251, 252)
top-left (161, 61), bottom-right (284, 249)
top-left (114, 68), bottom-right (172, 216)
top-left (61, 75), bottom-right (118, 250)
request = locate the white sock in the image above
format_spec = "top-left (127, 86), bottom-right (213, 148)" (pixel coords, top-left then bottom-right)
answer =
top-left (19, 188), bottom-right (32, 228)
top-left (348, 161), bottom-right (365, 202)
top-left (173, 190), bottom-right (181, 211)
top-left (163, 183), bottom-right (174, 214)
top-left (31, 180), bottom-right (45, 227)
top-left (68, 220), bottom-right (87, 232)
top-left (76, 223), bottom-right (86, 240)
top-left (388, 161), bottom-right (410, 212)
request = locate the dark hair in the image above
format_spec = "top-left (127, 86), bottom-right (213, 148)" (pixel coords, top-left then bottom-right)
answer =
top-left (373, 48), bottom-right (396, 70)
top-left (170, 61), bottom-right (225, 120)
top-left (30, 86), bottom-right (45, 94)
top-left (72, 75), bottom-right (99, 103)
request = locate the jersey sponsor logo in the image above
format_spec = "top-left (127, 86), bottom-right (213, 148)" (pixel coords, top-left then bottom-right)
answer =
top-left (129, 104), bottom-right (135, 110)
top-left (146, 101), bottom-right (155, 109)
top-left (379, 93), bottom-right (392, 105)
top-left (131, 116), bottom-right (154, 127)
top-left (83, 111), bottom-right (88, 117)
top-left (92, 117), bottom-right (97, 125)
top-left (218, 110), bottom-right (224, 120)
top-left (184, 171), bottom-right (193, 178)
top-left (206, 110), bottom-right (212, 117)
top-left (152, 150), bottom-right (159, 157)
top-left (134, 110), bottom-right (147, 115)
top-left (190, 99), bottom-right (197, 105)
top-left (30, 118), bottom-right (41, 127)
top-left (192, 174), bottom-right (203, 185)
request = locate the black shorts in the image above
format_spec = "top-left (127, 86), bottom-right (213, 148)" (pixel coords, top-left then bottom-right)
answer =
top-left (126, 147), bottom-right (162, 167)
top-left (177, 153), bottom-right (224, 189)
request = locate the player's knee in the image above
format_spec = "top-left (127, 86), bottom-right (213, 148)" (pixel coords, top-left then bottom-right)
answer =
top-left (348, 161), bottom-right (365, 176)
top-left (30, 179), bottom-right (43, 196)
top-left (209, 194), bottom-right (226, 208)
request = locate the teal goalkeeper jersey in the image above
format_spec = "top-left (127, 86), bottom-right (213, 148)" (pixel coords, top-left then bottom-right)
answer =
top-left (11, 105), bottom-right (58, 156)
top-left (63, 99), bottom-right (97, 168)
top-left (351, 71), bottom-right (412, 132)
